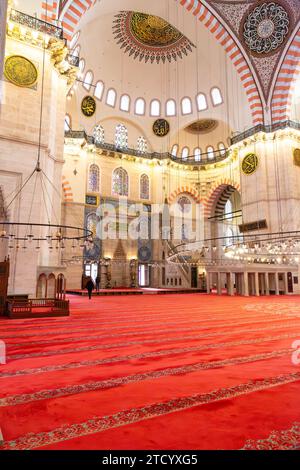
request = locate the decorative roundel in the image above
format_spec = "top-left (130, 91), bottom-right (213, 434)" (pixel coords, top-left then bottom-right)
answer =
top-left (153, 119), bottom-right (170, 137)
top-left (138, 245), bottom-right (151, 262)
top-left (293, 148), bottom-right (300, 167)
top-left (81, 95), bottom-right (96, 117)
top-left (242, 153), bottom-right (259, 175)
top-left (4, 55), bottom-right (38, 88)
top-left (243, 2), bottom-right (289, 54)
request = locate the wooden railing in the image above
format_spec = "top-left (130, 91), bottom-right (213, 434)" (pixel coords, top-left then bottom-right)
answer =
top-left (7, 298), bottom-right (69, 318)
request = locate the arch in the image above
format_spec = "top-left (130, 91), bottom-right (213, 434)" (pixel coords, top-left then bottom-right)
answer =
top-left (112, 167), bottom-right (129, 196)
top-left (135, 97), bottom-right (146, 115)
top-left (83, 70), bottom-right (93, 91)
top-left (45, 0), bottom-right (263, 124)
top-left (88, 164), bottom-right (100, 192)
top-left (150, 99), bottom-right (161, 117)
top-left (181, 97), bottom-right (192, 115)
top-left (36, 273), bottom-right (47, 298)
top-left (120, 94), bottom-right (130, 112)
top-left (203, 179), bottom-right (240, 218)
top-left (211, 87), bottom-right (223, 106)
top-left (106, 88), bottom-right (117, 107)
top-left (196, 92), bottom-right (208, 111)
top-left (94, 81), bottom-right (104, 100)
top-left (168, 186), bottom-right (201, 204)
top-left (271, 29), bottom-right (300, 123)
top-left (140, 174), bottom-right (150, 200)
top-left (47, 273), bottom-right (56, 299)
top-left (56, 273), bottom-right (66, 300)
top-left (62, 176), bottom-right (74, 202)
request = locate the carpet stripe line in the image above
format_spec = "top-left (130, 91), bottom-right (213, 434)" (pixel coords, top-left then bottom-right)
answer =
top-left (2, 372), bottom-right (300, 450)
top-left (6, 322), bottom-right (300, 360)
top-left (1, 331), bottom-right (298, 379)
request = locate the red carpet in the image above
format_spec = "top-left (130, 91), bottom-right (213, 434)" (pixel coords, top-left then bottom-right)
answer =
top-left (0, 294), bottom-right (300, 450)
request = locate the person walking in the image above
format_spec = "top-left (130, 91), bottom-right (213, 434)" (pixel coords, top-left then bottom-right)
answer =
top-left (86, 278), bottom-right (95, 300)
top-left (95, 275), bottom-right (100, 293)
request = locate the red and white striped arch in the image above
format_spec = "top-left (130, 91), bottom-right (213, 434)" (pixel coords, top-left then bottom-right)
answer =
top-left (203, 178), bottom-right (240, 218)
top-left (178, 0), bottom-right (263, 125)
top-left (168, 186), bottom-right (202, 204)
top-left (42, 0), bottom-right (263, 126)
top-left (271, 29), bottom-right (300, 123)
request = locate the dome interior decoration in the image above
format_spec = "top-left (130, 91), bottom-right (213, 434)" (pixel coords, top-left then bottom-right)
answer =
top-left (185, 119), bottom-right (218, 134)
top-left (112, 11), bottom-right (195, 64)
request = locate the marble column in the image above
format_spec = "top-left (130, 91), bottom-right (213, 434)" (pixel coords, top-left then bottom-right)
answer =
top-left (206, 272), bottom-right (211, 294)
top-left (217, 272), bottom-right (222, 295)
top-left (0, 0), bottom-right (8, 104)
top-left (243, 271), bottom-right (249, 296)
top-left (227, 272), bottom-right (234, 296)
top-left (283, 272), bottom-right (289, 295)
top-left (265, 272), bottom-right (270, 296)
top-left (275, 272), bottom-right (280, 296)
top-left (255, 272), bottom-right (260, 297)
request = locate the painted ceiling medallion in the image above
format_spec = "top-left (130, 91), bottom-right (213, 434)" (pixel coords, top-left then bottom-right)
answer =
top-left (185, 119), bottom-right (218, 134)
top-left (112, 11), bottom-right (195, 64)
top-left (243, 2), bottom-right (289, 54)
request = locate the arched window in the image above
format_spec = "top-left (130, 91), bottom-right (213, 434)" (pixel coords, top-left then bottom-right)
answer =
top-left (225, 227), bottom-right (234, 247)
top-left (182, 147), bottom-right (189, 160)
top-left (93, 125), bottom-right (104, 144)
top-left (86, 213), bottom-right (97, 238)
top-left (112, 167), bottom-right (129, 196)
top-left (83, 71), bottom-right (93, 91)
top-left (207, 146), bottom-right (214, 160)
top-left (135, 98), bottom-right (145, 115)
top-left (79, 58), bottom-right (85, 73)
top-left (178, 196), bottom-right (191, 213)
top-left (181, 97), bottom-right (192, 115)
top-left (150, 99), bottom-right (161, 117)
top-left (64, 114), bottom-right (71, 132)
top-left (115, 124), bottom-right (128, 149)
top-left (137, 136), bottom-right (147, 154)
top-left (73, 45), bottom-right (80, 57)
top-left (88, 164), bottom-right (100, 193)
top-left (196, 93), bottom-right (207, 111)
top-left (70, 31), bottom-right (80, 49)
top-left (94, 81), bottom-right (104, 100)
top-left (106, 88), bottom-right (117, 107)
top-left (218, 142), bottom-right (226, 156)
top-left (140, 174), bottom-right (150, 200)
top-left (166, 99), bottom-right (176, 116)
top-left (224, 199), bottom-right (233, 220)
top-left (194, 147), bottom-right (201, 162)
top-left (171, 144), bottom-right (178, 157)
top-left (120, 94), bottom-right (130, 112)
top-left (211, 87), bottom-right (223, 106)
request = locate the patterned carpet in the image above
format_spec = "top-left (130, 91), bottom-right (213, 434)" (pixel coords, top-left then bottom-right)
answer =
top-left (0, 294), bottom-right (299, 450)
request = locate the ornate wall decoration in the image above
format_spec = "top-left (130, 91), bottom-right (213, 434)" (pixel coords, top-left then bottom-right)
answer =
top-left (243, 2), bottom-right (289, 54)
top-left (153, 119), bottom-right (170, 137)
top-left (4, 55), bottom-right (38, 88)
top-left (112, 11), bottom-right (195, 64)
top-left (81, 96), bottom-right (96, 117)
top-left (293, 148), bottom-right (300, 167)
top-left (185, 119), bottom-right (218, 134)
top-left (242, 153), bottom-right (259, 175)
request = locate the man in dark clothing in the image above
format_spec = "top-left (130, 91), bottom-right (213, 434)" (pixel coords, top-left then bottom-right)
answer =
top-left (86, 278), bottom-right (95, 300)
top-left (95, 275), bottom-right (100, 293)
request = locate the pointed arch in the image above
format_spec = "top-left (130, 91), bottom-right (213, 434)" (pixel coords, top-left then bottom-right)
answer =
top-left (271, 28), bottom-right (300, 123)
top-left (203, 179), bottom-right (240, 218)
top-left (45, 0), bottom-right (262, 124)
top-left (168, 186), bottom-right (201, 204)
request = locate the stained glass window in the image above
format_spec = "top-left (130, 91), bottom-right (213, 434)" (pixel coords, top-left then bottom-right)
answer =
top-left (86, 213), bottom-right (97, 238)
top-left (140, 174), bottom-right (150, 200)
top-left (88, 164), bottom-right (100, 192)
top-left (137, 136), bottom-right (147, 154)
top-left (112, 167), bottom-right (128, 196)
top-left (115, 124), bottom-right (128, 150)
top-left (93, 125), bottom-right (104, 144)
top-left (177, 196), bottom-right (191, 213)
